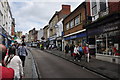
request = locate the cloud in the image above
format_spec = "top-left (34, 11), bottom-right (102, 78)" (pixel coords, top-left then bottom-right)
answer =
top-left (9, 1), bottom-right (84, 34)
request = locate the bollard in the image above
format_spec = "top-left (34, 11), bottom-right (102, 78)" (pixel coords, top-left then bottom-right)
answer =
top-left (87, 53), bottom-right (89, 62)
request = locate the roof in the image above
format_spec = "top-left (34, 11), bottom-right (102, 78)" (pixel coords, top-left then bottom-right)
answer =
top-left (49, 11), bottom-right (59, 24)
top-left (63, 2), bottom-right (85, 22)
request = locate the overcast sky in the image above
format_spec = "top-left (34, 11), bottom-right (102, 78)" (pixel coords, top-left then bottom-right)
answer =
top-left (9, 0), bottom-right (85, 34)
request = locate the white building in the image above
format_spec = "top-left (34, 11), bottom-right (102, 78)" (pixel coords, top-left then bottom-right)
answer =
top-left (0, 1), bottom-right (13, 35)
top-left (37, 28), bottom-right (43, 42)
top-left (55, 19), bottom-right (64, 51)
top-left (90, 0), bottom-right (109, 21)
top-left (0, 1), bottom-right (14, 47)
top-left (25, 33), bottom-right (29, 42)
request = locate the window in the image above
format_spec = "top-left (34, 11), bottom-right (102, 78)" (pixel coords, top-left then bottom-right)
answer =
top-left (80, 13), bottom-right (82, 23)
top-left (66, 23), bottom-right (69, 30)
top-left (70, 19), bottom-right (74, 28)
top-left (100, 0), bottom-right (107, 12)
top-left (75, 15), bottom-right (80, 26)
top-left (91, 0), bottom-right (97, 15)
top-left (0, 11), bottom-right (3, 23)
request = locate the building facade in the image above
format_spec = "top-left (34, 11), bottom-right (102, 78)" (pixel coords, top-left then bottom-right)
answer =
top-left (37, 28), bottom-right (43, 42)
top-left (0, 1), bottom-right (14, 47)
top-left (43, 25), bottom-right (49, 41)
top-left (63, 2), bottom-right (87, 51)
top-left (85, 0), bottom-right (120, 63)
top-left (16, 31), bottom-right (22, 39)
top-left (48, 5), bottom-right (71, 48)
top-left (28, 28), bottom-right (38, 42)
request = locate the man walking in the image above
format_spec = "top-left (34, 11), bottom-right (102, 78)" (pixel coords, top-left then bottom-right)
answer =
top-left (18, 43), bottom-right (28, 67)
top-left (0, 44), bottom-right (14, 80)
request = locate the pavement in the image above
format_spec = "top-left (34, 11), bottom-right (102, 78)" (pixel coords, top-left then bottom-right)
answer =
top-left (23, 47), bottom-right (120, 80)
top-left (23, 48), bottom-right (39, 80)
top-left (43, 49), bottom-right (120, 80)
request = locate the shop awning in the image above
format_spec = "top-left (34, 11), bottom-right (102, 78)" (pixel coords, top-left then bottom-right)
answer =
top-left (0, 33), bottom-right (7, 38)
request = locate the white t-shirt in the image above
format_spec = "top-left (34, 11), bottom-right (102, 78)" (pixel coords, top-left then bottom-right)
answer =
top-left (4, 55), bottom-right (23, 78)
top-left (74, 47), bottom-right (79, 54)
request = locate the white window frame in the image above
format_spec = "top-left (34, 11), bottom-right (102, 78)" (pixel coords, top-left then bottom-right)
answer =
top-left (70, 19), bottom-right (74, 28)
top-left (75, 15), bottom-right (80, 26)
top-left (66, 23), bottom-right (69, 30)
top-left (90, 0), bottom-right (108, 21)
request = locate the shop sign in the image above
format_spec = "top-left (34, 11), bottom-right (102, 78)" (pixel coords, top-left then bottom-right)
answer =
top-left (88, 28), bottom-right (102, 36)
top-left (103, 21), bottom-right (120, 32)
top-left (64, 32), bottom-right (86, 40)
top-left (88, 20), bottom-right (120, 36)
top-left (89, 45), bottom-right (95, 49)
top-left (56, 37), bottom-right (62, 40)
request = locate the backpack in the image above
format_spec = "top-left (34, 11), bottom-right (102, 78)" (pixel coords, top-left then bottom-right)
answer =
top-left (79, 47), bottom-right (83, 52)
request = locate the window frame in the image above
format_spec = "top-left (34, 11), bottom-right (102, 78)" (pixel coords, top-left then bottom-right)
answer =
top-left (69, 19), bottom-right (74, 29)
top-left (91, 1), bottom-right (97, 15)
top-left (66, 22), bottom-right (69, 30)
top-left (75, 15), bottom-right (80, 26)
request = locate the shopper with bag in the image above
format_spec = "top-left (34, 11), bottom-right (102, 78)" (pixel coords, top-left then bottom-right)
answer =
top-left (74, 45), bottom-right (80, 62)
top-left (83, 44), bottom-right (89, 62)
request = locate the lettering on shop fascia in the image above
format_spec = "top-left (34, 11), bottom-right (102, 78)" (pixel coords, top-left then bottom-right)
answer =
top-left (108, 30), bottom-right (120, 37)
top-left (104, 26), bottom-right (118, 32)
top-left (103, 21), bottom-right (120, 32)
top-left (70, 35), bottom-right (77, 39)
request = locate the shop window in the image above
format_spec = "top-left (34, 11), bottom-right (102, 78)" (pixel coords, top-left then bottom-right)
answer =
top-left (70, 19), bottom-right (74, 29)
top-left (96, 33), bottom-right (120, 56)
top-left (66, 23), bottom-right (69, 30)
top-left (75, 15), bottom-right (80, 26)
top-left (91, 0), bottom-right (97, 15)
top-left (100, 0), bottom-right (107, 12)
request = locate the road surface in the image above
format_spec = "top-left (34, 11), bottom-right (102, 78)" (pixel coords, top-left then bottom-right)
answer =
top-left (29, 48), bottom-right (108, 79)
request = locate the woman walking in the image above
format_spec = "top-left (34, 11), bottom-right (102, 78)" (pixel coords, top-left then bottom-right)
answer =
top-left (4, 46), bottom-right (23, 80)
top-left (18, 43), bottom-right (28, 67)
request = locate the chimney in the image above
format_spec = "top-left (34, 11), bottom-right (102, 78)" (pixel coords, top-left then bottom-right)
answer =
top-left (61, 5), bottom-right (71, 15)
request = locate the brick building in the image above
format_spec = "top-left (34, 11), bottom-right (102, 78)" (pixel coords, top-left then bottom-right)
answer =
top-left (63, 2), bottom-right (87, 46)
top-left (85, 0), bottom-right (120, 63)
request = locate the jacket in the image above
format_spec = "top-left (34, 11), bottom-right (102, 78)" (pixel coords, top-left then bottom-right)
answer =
top-left (18, 46), bottom-right (28, 56)
top-left (0, 63), bottom-right (14, 80)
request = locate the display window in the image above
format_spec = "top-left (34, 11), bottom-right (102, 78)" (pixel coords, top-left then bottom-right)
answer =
top-left (96, 32), bottom-right (120, 56)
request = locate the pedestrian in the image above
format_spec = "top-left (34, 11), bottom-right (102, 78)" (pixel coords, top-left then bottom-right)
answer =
top-left (78, 44), bottom-right (84, 60)
top-left (4, 46), bottom-right (23, 80)
top-left (18, 43), bottom-right (28, 67)
top-left (0, 44), bottom-right (14, 80)
top-left (65, 44), bottom-right (69, 57)
top-left (69, 44), bottom-right (74, 57)
top-left (83, 44), bottom-right (89, 62)
top-left (74, 45), bottom-right (80, 62)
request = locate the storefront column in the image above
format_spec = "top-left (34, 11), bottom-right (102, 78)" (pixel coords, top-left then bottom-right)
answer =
top-left (95, 35), bottom-right (97, 54)
top-left (106, 33), bottom-right (108, 54)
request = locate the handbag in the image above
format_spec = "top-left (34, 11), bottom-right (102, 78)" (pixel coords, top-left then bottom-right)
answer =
top-left (72, 53), bottom-right (76, 56)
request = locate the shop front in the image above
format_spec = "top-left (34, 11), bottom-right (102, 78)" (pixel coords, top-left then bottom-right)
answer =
top-left (64, 31), bottom-right (87, 47)
top-left (49, 35), bottom-right (57, 49)
top-left (56, 36), bottom-right (63, 51)
top-left (86, 13), bottom-right (120, 64)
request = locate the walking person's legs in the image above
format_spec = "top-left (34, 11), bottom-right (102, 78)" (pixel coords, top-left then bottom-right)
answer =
top-left (77, 54), bottom-right (81, 62)
top-left (19, 56), bottom-right (26, 67)
top-left (74, 54), bottom-right (77, 61)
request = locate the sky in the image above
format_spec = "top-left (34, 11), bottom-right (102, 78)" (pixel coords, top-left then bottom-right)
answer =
top-left (9, 0), bottom-right (85, 34)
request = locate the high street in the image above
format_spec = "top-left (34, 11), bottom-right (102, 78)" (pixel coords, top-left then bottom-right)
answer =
top-left (29, 47), bottom-right (108, 79)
